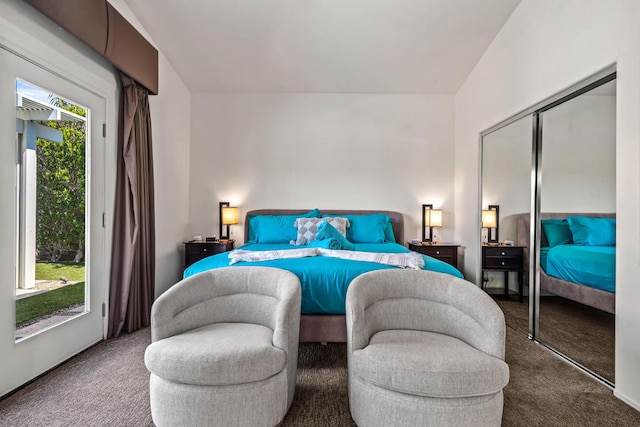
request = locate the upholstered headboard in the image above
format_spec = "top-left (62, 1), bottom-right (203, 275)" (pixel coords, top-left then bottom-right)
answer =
top-left (516, 212), bottom-right (616, 249)
top-left (244, 209), bottom-right (404, 244)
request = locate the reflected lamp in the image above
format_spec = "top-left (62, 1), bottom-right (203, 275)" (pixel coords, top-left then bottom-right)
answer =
top-left (482, 205), bottom-right (499, 244)
top-left (422, 204), bottom-right (443, 243)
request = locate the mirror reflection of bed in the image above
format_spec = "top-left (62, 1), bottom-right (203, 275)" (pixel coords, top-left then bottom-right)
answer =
top-left (517, 212), bottom-right (615, 382)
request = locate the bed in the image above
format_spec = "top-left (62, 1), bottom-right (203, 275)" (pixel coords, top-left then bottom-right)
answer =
top-left (184, 209), bottom-right (463, 342)
top-left (516, 212), bottom-right (615, 314)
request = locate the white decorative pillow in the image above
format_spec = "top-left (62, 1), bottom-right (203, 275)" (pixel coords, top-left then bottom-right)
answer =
top-left (291, 217), bottom-right (350, 245)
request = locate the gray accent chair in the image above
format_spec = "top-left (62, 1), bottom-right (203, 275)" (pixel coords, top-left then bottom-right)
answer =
top-left (144, 267), bottom-right (302, 427)
top-left (346, 269), bottom-right (509, 427)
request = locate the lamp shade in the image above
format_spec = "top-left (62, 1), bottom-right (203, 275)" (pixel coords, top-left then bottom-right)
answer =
top-left (482, 210), bottom-right (497, 228)
top-left (425, 209), bottom-right (443, 227)
top-left (221, 206), bottom-right (239, 225)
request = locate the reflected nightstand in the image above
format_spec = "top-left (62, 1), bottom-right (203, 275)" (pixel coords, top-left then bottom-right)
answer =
top-left (482, 245), bottom-right (525, 302)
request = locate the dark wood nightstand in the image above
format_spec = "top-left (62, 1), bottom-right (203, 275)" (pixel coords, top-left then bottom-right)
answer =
top-left (482, 245), bottom-right (525, 302)
top-left (184, 240), bottom-right (235, 269)
top-left (407, 242), bottom-right (460, 269)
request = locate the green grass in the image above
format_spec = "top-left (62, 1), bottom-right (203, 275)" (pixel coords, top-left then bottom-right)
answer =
top-left (16, 282), bottom-right (85, 325)
top-left (35, 262), bottom-right (85, 281)
top-left (17, 262), bottom-right (86, 326)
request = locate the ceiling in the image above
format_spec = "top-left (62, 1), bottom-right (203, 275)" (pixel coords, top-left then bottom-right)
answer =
top-left (124, 0), bottom-right (521, 94)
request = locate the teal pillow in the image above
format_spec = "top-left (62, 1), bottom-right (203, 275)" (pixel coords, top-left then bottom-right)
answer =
top-left (247, 209), bottom-right (320, 243)
top-left (384, 219), bottom-right (396, 243)
top-left (315, 221), bottom-right (355, 251)
top-left (566, 216), bottom-right (616, 246)
top-left (323, 213), bottom-right (389, 243)
top-left (541, 219), bottom-right (573, 247)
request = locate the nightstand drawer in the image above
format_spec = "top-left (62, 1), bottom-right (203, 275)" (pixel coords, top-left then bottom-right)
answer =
top-left (418, 246), bottom-right (457, 259)
top-left (407, 243), bottom-right (459, 268)
top-left (186, 244), bottom-right (219, 255)
top-left (184, 241), bottom-right (234, 269)
top-left (482, 247), bottom-right (523, 270)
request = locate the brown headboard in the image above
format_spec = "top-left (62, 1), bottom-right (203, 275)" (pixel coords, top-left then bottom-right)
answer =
top-left (244, 209), bottom-right (404, 244)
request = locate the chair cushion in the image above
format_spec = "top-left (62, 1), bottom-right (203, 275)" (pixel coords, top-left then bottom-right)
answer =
top-left (145, 323), bottom-right (285, 386)
top-left (353, 330), bottom-right (509, 398)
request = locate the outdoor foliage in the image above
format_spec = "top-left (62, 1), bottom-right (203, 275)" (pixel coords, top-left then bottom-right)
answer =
top-left (36, 100), bottom-right (86, 262)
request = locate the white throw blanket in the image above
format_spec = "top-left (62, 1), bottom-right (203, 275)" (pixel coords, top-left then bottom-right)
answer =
top-left (229, 248), bottom-right (318, 265)
top-left (228, 248), bottom-right (424, 269)
top-left (316, 248), bottom-right (425, 269)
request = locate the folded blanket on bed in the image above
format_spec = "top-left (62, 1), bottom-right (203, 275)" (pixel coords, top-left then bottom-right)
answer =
top-left (229, 248), bottom-right (318, 265)
top-left (308, 238), bottom-right (342, 250)
top-left (316, 248), bottom-right (425, 269)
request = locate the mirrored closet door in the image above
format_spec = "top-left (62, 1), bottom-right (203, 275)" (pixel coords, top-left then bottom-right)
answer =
top-left (536, 77), bottom-right (616, 384)
top-left (479, 69), bottom-right (616, 386)
top-left (481, 116), bottom-right (532, 336)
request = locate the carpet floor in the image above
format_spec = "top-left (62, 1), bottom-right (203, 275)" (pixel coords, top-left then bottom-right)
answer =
top-left (497, 296), bottom-right (615, 383)
top-left (0, 310), bottom-right (639, 426)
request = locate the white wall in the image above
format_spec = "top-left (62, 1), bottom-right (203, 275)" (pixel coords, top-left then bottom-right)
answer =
top-left (108, 1), bottom-right (192, 297)
top-left (189, 93), bottom-right (455, 246)
top-left (541, 95), bottom-right (616, 212)
top-left (148, 54), bottom-right (191, 296)
top-left (454, 0), bottom-right (640, 410)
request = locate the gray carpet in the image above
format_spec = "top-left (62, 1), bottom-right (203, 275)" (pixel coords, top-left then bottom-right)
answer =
top-left (1, 318), bottom-right (639, 426)
top-left (497, 296), bottom-right (615, 382)
top-left (0, 329), bottom-right (152, 427)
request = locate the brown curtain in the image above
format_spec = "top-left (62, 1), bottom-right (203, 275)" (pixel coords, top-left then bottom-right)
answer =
top-left (107, 73), bottom-right (155, 338)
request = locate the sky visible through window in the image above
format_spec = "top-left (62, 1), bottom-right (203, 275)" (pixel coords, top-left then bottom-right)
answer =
top-left (17, 80), bottom-right (52, 103)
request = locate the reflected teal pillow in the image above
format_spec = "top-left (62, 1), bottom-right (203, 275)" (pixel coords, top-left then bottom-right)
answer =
top-left (314, 221), bottom-right (355, 251)
top-left (248, 209), bottom-right (320, 243)
top-left (323, 213), bottom-right (389, 243)
top-left (566, 216), bottom-right (616, 246)
top-left (541, 219), bottom-right (573, 247)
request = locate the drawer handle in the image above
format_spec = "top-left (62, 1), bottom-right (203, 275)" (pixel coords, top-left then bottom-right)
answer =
top-left (501, 261), bottom-right (505, 266)
top-left (203, 248), bottom-right (207, 252)
top-left (501, 251), bottom-right (505, 256)
top-left (436, 250), bottom-right (440, 255)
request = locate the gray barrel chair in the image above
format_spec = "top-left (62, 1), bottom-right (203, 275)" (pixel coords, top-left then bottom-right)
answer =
top-left (346, 269), bottom-right (509, 427)
top-left (144, 266), bottom-right (301, 427)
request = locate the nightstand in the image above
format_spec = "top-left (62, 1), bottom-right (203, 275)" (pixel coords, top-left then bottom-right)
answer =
top-left (184, 240), bottom-right (235, 269)
top-left (482, 245), bottom-right (525, 302)
top-left (407, 242), bottom-right (460, 269)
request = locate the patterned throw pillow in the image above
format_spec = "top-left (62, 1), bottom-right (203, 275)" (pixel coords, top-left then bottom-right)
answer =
top-left (291, 217), bottom-right (350, 245)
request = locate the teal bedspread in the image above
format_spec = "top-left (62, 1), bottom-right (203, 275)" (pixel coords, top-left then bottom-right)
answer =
top-left (184, 242), bottom-right (463, 315)
top-left (544, 244), bottom-right (615, 293)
